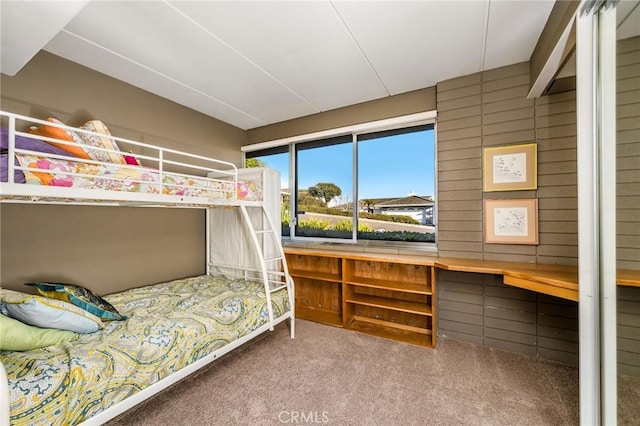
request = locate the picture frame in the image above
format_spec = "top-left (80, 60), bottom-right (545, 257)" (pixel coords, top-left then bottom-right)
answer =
top-left (484, 198), bottom-right (538, 245)
top-left (483, 143), bottom-right (537, 192)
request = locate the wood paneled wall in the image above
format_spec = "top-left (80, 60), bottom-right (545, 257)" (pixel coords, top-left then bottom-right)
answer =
top-left (436, 43), bottom-right (640, 376)
top-left (438, 271), bottom-right (640, 377)
top-left (617, 36), bottom-right (640, 271)
top-left (437, 62), bottom-right (578, 265)
top-left (438, 270), bottom-right (579, 365)
top-left (616, 35), bottom-right (640, 378)
top-left (619, 286), bottom-right (640, 377)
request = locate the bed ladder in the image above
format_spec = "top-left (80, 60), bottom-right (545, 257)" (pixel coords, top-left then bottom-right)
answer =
top-left (239, 203), bottom-right (295, 337)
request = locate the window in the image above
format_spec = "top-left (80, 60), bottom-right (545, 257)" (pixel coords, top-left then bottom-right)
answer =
top-left (295, 135), bottom-right (353, 240)
top-left (357, 125), bottom-right (435, 243)
top-left (244, 146), bottom-right (290, 236)
top-left (245, 113), bottom-right (436, 247)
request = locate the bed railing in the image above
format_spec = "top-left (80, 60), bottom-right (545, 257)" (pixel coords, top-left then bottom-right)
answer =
top-left (1, 111), bottom-right (242, 207)
top-left (0, 362), bottom-right (8, 426)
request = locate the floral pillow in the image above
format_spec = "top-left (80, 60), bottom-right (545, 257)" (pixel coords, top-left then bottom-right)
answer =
top-left (26, 282), bottom-right (126, 321)
top-left (77, 120), bottom-right (126, 164)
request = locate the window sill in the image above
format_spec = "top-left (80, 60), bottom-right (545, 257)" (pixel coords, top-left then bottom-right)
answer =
top-left (283, 239), bottom-right (438, 258)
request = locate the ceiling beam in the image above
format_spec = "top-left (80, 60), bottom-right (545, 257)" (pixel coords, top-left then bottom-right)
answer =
top-left (528, 0), bottom-right (580, 98)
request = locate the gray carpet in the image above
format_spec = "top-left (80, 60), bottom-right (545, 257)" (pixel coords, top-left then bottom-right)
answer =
top-left (108, 319), bottom-right (639, 426)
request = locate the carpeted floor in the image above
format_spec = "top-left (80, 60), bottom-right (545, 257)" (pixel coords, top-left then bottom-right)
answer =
top-left (108, 319), bottom-right (640, 426)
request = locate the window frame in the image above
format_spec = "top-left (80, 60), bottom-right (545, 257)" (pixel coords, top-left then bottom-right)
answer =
top-left (243, 111), bottom-right (438, 251)
top-left (294, 133), bottom-right (355, 243)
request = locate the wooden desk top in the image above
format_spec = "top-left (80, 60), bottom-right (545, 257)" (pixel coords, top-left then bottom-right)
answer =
top-left (285, 247), bottom-right (436, 266)
top-left (435, 257), bottom-right (580, 301)
top-left (435, 257), bottom-right (579, 289)
top-left (618, 269), bottom-right (640, 288)
top-left (284, 246), bottom-right (640, 302)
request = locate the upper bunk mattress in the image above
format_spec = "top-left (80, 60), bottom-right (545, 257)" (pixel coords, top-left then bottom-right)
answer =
top-left (15, 152), bottom-right (236, 199)
top-left (1, 274), bottom-right (290, 426)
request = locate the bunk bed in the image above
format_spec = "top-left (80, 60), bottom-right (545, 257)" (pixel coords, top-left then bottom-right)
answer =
top-left (0, 111), bottom-right (295, 426)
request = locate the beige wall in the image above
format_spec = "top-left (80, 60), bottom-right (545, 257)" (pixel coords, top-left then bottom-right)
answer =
top-left (247, 87), bottom-right (436, 144)
top-left (0, 205), bottom-right (205, 295)
top-left (0, 51), bottom-right (247, 294)
top-left (1, 51), bottom-right (245, 163)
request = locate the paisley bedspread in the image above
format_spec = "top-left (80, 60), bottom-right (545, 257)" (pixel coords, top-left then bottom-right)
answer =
top-left (1, 275), bottom-right (289, 425)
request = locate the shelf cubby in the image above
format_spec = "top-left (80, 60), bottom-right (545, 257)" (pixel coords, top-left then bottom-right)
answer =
top-left (345, 293), bottom-right (432, 316)
top-left (285, 249), bottom-right (437, 347)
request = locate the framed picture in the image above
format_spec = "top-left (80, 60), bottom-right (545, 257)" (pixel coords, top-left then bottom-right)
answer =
top-left (483, 143), bottom-right (537, 192)
top-left (484, 198), bottom-right (538, 245)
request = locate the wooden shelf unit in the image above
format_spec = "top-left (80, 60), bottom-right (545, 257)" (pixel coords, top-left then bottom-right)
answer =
top-left (287, 253), bottom-right (343, 327)
top-left (285, 248), bottom-right (437, 348)
top-left (343, 258), bottom-right (435, 347)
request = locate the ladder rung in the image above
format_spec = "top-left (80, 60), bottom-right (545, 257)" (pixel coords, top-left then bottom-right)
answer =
top-left (269, 284), bottom-right (288, 292)
top-left (255, 229), bottom-right (276, 234)
top-left (264, 256), bottom-right (283, 263)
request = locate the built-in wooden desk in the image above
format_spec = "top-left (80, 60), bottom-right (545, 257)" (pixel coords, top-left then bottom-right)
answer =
top-left (434, 258), bottom-right (640, 301)
top-left (284, 247), bottom-right (640, 346)
top-left (434, 257), bottom-right (580, 301)
top-left (286, 247), bottom-right (640, 303)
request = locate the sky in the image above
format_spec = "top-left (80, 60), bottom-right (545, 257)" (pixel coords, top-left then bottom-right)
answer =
top-left (252, 128), bottom-right (435, 202)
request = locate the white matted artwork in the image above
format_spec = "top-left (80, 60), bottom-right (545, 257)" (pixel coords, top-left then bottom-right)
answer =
top-left (493, 152), bottom-right (527, 184)
top-left (484, 198), bottom-right (538, 244)
top-left (483, 143), bottom-right (537, 191)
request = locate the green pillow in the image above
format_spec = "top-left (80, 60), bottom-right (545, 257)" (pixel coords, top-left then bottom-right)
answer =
top-left (0, 314), bottom-right (79, 351)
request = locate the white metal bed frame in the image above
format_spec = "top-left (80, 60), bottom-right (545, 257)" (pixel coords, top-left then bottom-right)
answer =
top-left (0, 111), bottom-right (295, 425)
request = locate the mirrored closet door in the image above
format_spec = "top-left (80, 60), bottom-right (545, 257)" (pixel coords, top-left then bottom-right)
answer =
top-left (614, 1), bottom-right (640, 424)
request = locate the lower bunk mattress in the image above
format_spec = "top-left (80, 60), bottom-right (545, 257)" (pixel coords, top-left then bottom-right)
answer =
top-left (1, 274), bottom-right (290, 425)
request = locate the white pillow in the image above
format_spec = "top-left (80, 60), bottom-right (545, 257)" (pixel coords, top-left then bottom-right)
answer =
top-left (0, 289), bottom-right (103, 334)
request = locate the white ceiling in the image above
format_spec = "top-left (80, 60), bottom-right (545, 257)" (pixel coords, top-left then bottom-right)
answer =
top-left (1, 1), bottom-right (557, 130)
